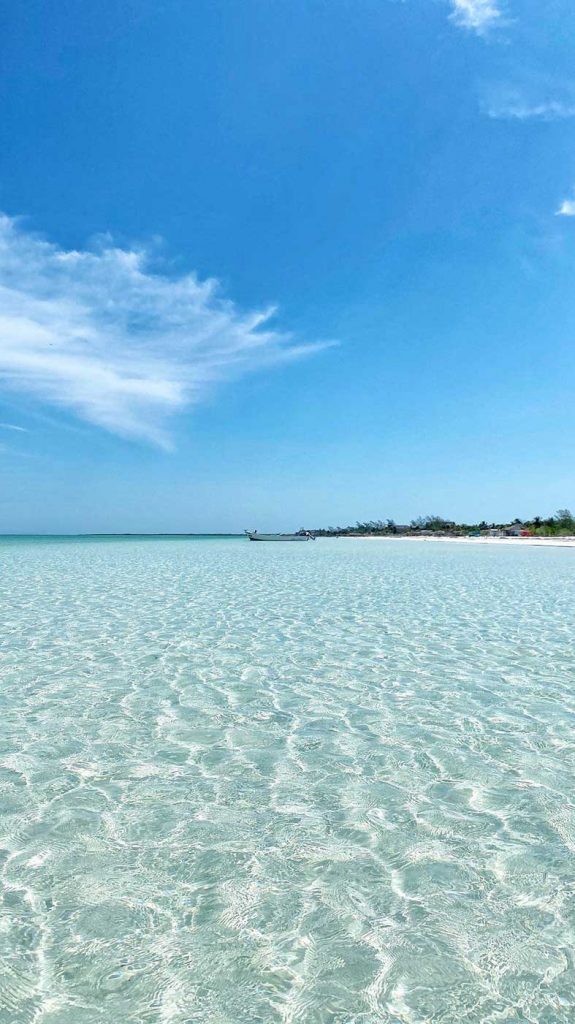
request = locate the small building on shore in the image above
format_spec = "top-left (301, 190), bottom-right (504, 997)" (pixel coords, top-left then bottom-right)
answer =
top-left (504, 522), bottom-right (532, 537)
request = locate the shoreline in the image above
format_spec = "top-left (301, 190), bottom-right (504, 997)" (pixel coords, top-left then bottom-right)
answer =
top-left (341, 535), bottom-right (575, 548)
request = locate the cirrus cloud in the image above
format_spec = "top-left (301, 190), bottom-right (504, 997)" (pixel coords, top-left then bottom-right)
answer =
top-left (481, 80), bottom-right (575, 121)
top-left (0, 215), bottom-right (331, 447)
top-left (486, 98), bottom-right (575, 120)
top-left (0, 422), bottom-right (28, 432)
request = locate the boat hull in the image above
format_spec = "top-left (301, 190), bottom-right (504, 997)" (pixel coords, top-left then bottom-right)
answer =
top-left (246, 533), bottom-right (311, 542)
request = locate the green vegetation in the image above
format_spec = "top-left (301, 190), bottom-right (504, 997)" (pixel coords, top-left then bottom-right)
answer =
top-left (313, 510), bottom-right (575, 537)
top-left (537, 509), bottom-right (575, 536)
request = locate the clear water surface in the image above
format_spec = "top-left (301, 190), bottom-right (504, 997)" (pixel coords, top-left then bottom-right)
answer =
top-left (1, 536), bottom-right (574, 1023)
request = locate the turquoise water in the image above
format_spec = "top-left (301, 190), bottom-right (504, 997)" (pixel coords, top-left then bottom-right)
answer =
top-left (1, 536), bottom-right (574, 1023)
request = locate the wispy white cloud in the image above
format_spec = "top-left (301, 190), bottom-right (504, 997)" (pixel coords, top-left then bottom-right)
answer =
top-left (481, 75), bottom-right (575, 121)
top-left (0, 422), bottom-right (28, 432)
top-left (556, 196), bottom-right (575, 217)
top-left (483, 95), bottom-right (575, 121)
top-left (449, 0), bottom-right (502, 34)
top-left (0, 215), bottom-right (331, 447)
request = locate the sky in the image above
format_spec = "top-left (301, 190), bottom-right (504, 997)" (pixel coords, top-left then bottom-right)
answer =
top-left (1, 0), bottom-right (574, 532)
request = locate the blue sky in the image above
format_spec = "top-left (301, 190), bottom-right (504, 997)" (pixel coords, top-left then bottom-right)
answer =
top-left (1, 0), bottom-right (574, 532)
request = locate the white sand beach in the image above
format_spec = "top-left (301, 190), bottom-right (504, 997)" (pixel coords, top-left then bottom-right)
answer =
top-left (359, 535), bottom-right (575, 548)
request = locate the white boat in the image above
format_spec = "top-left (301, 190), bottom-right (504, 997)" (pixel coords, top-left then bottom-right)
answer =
top-left (245, 530), bottom-right (315, 542)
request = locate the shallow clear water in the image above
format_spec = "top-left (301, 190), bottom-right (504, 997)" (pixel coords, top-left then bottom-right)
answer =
top-left (1, 536), bottom-right (574, 1023)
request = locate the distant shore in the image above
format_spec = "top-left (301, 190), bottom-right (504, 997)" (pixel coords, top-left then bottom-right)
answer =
top-left (345, 535), bottom-right (575, 548)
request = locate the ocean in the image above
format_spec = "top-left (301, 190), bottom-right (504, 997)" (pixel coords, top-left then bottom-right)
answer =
top-left (1, 536), bottom-right (574, 1023)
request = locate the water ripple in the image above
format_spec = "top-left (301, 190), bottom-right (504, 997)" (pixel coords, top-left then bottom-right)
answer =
top-left (0, 536), bottom-right (574, 1022)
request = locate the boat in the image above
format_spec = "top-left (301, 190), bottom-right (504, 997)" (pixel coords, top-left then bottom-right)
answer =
top-left (244, 530), bottom-right (315, 542)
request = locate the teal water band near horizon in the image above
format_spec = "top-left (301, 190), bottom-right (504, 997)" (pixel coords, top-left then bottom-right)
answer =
top-left (1, 536), bottom-right (574, 1023)
top-left (0, 533), bottom-right (247, 545)
top-left (0, 532), bottom-right (247, 538)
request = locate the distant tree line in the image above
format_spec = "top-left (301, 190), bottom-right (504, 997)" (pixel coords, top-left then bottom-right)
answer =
top-left (312, 510), bottom-right (575, 537)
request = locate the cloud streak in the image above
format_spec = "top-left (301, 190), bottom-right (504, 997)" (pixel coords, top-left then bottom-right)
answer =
top-left (481, 75), bottom-right (575, 121)
top-left (449, 0), bottom-right (501, 34)
top-left (484, 97), bottom-right (575, 121)
top-left (0, 215), bottom-right (330, 447)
